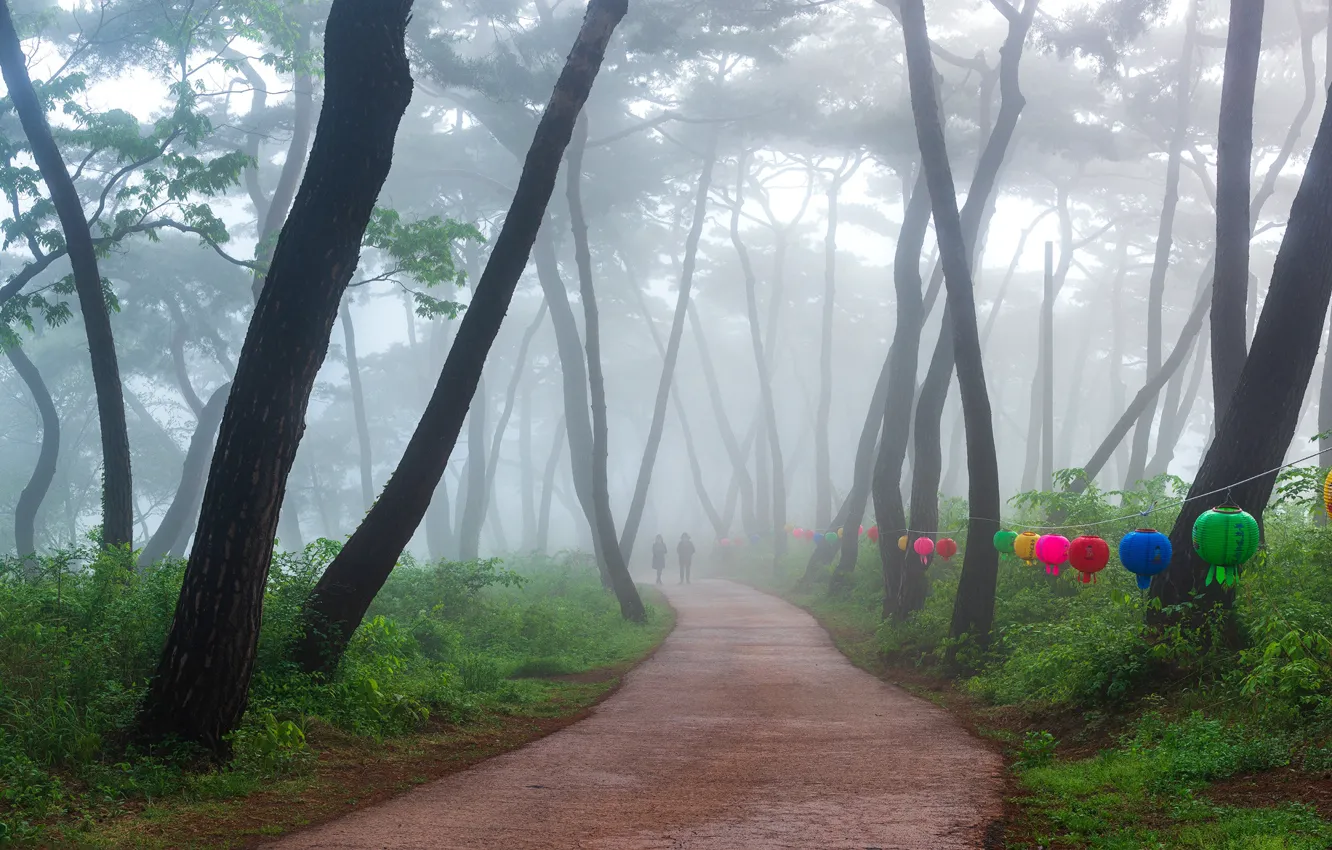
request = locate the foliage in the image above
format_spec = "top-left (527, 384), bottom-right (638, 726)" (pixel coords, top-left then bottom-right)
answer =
top-left (0, 545), bottom-right (667, 843)
top-left (359, 207), bottom-right (484, 320)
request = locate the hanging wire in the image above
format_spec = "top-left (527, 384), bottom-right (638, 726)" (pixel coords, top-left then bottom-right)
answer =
top-left (875, 444), bottom-right (1332, 539)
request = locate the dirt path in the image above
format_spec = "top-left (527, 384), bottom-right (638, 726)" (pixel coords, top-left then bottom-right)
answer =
top-left (266, 580), bottom-right (1003, 849)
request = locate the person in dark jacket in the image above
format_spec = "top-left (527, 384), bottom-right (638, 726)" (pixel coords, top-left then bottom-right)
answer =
top-left (677, 532), bottom-right (696, 584)
top-left (651, 534), bottom-right (668, 584)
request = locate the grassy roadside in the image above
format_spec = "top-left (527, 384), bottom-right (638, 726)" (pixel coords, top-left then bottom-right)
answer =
top-left (717, 548), bottom-right (1332, 850)
top-left (1, 547), bottom-right (673, 849)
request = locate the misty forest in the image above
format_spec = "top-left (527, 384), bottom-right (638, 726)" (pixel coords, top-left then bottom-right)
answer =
top-left (6, 0), bottom-right (1332, 846)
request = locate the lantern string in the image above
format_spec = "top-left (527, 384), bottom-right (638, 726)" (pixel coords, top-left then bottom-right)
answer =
top-left (871, 444), bottom-right (1332, 539)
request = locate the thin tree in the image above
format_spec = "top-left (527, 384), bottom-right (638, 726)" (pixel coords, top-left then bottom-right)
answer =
top-left (4, 344), bottom-right (58, 565)
top-left (340, 300), bottom-right (375, 510)
top-left (136, 0), bottom-right (419, 752)
top-left (0, 0), bottom-right (132, 548)
top-left (292, 0), bottom-right (634, 675)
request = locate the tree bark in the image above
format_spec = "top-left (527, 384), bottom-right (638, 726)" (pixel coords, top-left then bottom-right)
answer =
top-left (0, 0), bottom-right (132, 549)
top-left (1211, 0), bottom-right (1264, 421)
top-left (137, 383), bottom-right (231, 568)
top-left (340, 300), bottom-right (375, 512)
top-left (537, 415), bottom-right (567, 553)
top-left (618, 132), bottom-right (717, 561)
top-left (899, 0), bottom-right (1005, 649)
top-left (1155, 87), bottom-right (1332, 617)
top-left (137, 0), bottom-right (417, 754)
top-left (291, 0), bottom-right (631, 676)
top-left (5, 344), bottom-right (59, 564)
top-left (1126, 0), bottom-right (1198, 489)
top-left (565, 116), bottom-right (644, 615)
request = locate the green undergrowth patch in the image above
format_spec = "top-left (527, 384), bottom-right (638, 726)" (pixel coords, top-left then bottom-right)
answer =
top-left (0, 544), bottom-right (671, 846)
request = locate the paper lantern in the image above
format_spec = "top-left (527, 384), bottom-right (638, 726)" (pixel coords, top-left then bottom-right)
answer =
top-left (1324, 469), bottom-right (1332, 520)
top-left (936, 538), bottom-right (958, 561)
top-left (1035, 534), bottom-right (1070, 576)
top-left (720, 538), bottom-right (730, 547)
top-left (785, 523), bottom-right (793, 533)
top-left (1013, 531), bottom-right (1040, 566)
top-left (1119, 528), bottom-right (1172, 590)
top-left (1068, 535), bottom-right (1110, 584)
top-left (898, 535), bottom-right (909, 552)
top-left (1192, 505), bottom-right (1260, 588)
top-left (828, 530), bottom-right (839, 542)
top-left (793, 527), bottom-right (804, 539)
top-left (805, 529), bottom-right (816, 540)
top-left (813, 532), bottom-right (824, 543)
top-left (913, 536), bottom-right (935, 565)
top-left (859, 525), bottom-right (866, 536)
top-left (867, 526), bottom-right (880, 543)
top-left (837, 527), bottom-right (844, 537)
top-left (733, 536), bottom-right (744, 546)
top-left (993, 529), bottom-right (1017, 554)
top-left (749, 533), bottom-right (761, 545)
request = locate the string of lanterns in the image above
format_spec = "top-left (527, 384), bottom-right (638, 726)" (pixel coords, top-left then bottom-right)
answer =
top-left (712, 456), bottom-right (1332, 591)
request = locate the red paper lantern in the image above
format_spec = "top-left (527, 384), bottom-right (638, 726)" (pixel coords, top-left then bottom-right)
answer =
top-left (720, 538), bottom-right (730, 547)
top-left (867, 526), bottom-right (880, 543)
top-left (936, 538), bottom-right (958, 560)
top-left (913, 536), bottom-right (935, 565)
top-left (1069, 535), bottom-right (1111, 584)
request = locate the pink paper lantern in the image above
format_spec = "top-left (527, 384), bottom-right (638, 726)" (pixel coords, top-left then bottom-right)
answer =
top-left (1035, 534), bottom-right (1070, 576)
top-left (913, 536), bottom-right (935, 565)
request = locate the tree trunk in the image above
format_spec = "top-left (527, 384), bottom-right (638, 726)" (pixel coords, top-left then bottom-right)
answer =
top-left (1022, 189), bottom-right (1072, 491)
top-left (340, 300), bottom-right (375, 511)
top-left (618, 132), bottom-right (717, 561)
top-left (1211, 0), bottom-right (1264, 422)
top-left (816, 162), bottom-right (857, 529)
top-left (5, 344), bottom-right (59, 565)
top-left (458, 375), bottom-right (489, 560)
top-left (731, 150), bottom-right (786, 569)
top-left (1126, 0), bottom-right (1198, 489)
top-left (1155, 87), bottom-right (1332, 617)
top-left (136, 0), bottom-right (417, 754)
top-left (520, 375), bottom-right (536, 549)
top-left (1056, 307), bottom-right (1095, 470)
top-left (0, 1), bottom-right (132, 549)
top-left (688, 302), bottom-right (756, 533)
top-left (1149, 322), bottom-right (1209, 476)
top-left (565, 116), bottom-right (644, 615)
top-left (291, 0), bottom-right (631, 677)
top-left (832, 168), bottom-right (931, 590)
top-left (537, 415), bottom-right (566, 553)
top-left (1040, 241), bottom-right (1055, 487)
top-left (900, 0), bottom-right (1006, 649)
top-left (138, 383), bottom-right (232, 568)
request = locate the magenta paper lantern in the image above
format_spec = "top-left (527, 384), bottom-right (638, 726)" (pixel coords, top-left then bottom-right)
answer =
top-left (913, 536), bottom-right (935, 565)
top-left (1035, 534), bottom-right (1070, 576)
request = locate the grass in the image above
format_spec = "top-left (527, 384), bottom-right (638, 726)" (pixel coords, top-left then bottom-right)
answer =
top-left (0, 544), bottom-right (672, 847)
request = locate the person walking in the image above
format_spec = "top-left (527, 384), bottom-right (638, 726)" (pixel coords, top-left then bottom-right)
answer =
top-left (651, 534), bottom-right (668, 585)
top-left (677, 532), bottom-right (696, 584)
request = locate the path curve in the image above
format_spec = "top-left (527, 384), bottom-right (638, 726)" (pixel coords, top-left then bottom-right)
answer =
top-left (267, 580), bottom-right (1003, 849)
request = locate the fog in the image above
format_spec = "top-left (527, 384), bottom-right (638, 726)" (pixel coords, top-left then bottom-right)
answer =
top-left (1, 0), bottom-right (1325, 563)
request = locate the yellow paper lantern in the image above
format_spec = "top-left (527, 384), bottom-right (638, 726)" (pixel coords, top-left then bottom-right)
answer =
top-left (898, 535), bottom-right (908, 552)
top-left (1323, 469), bottom-right (1332, 520)
top-left (1013, 531), bottom-right (1041, 566)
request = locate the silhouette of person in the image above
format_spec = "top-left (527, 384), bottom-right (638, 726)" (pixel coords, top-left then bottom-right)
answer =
top-left (651, 534), bottom-right (668, 585)
top-left (677, 532), bottom-right (696, 584)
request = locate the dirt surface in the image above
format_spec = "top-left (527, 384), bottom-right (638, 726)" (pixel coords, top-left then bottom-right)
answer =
top-left (1207, 767), bottom-right (1332, 820)
top-left (266, 580), bottom-right (1004, 849)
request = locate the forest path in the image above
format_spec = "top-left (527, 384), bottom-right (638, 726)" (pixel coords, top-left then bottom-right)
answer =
top-left (265, 579), bottom-right (1003, 849)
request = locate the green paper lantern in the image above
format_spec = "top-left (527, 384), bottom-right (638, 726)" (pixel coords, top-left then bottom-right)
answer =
top-left (1192, 505), bottom-right (1260, 588)
top-left (993, 529), bottom-right (1017, 555)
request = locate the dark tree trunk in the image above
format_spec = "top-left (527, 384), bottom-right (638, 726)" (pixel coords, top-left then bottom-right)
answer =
top-left (1211, 0), bottom-right (1264, 421)
top-left (138, 383), bottom-right (231, 568)
top-left (688, 302), bottom-right (756, 533)
top-left (291, 0), bottom-right (631, 677)
top-left (0, 1), bottom-right (132, 549)
top-left (565, 117), bottom-right (644, 616)
top-left (340, 301), bottom-right (375, 511)
top-left (520, 375), bottom-right (536, 549)
top-left (1155, 88), bottom-right (1332, 617)
top-left (5, 344), bottom-right (59, 564)
top-left (831, 168), bottom-right (930, 590)
top-left (537, 415), bottom-right (566, 553)
top-left (458, 375), bottom-right (489, 560)
top-left (900, 0), bottom-right (1005, 649)
top-left (1126, 0), bottom-right (1198, 489)
top-left (731, 150), bottom-right (786, 569)
top-left (137, 0), bottom-right (417, 754)
top-left (619, 132), bottom-right (717, 561)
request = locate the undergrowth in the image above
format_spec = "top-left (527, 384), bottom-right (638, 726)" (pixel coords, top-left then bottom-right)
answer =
top-left (0, 544), bottom-right (667, 845)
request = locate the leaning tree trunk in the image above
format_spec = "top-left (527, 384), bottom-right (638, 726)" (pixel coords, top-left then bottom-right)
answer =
top-left (137, 383), bottom-right (232, 568)
top-left (458, 375), bottom-right (489, 560)
top-left (898, 0), bottom-right (1036, 623)
top-left (536, 415), bottom-right (567, 553)
top-left (0, 1), bottom-right (132, 549)
top-left (1126, 0), bottom-right (1198, 489)
top-left (340, 300), bottom-right (375, 511)
top-left (618, 132), bottom-right (717, 561)
top-left (291, 0), bottom-right (633, 676)
top-left (565, 117), bottom-right (644, 615)
top-left (136, 0), bottom-right (417, 754)
top-left (5, 344), bottom-right (59, 565)
top-left (832, 168), bottom-right (930, 590)
top-left (1211, 0), bottom-right (1264, 421)
top-left (731, 150), bottom-right (786, 570)
top-left (1155, 87), bottom-right (1332, 619)
top-left (900, 0), bottom-right (1004, 651)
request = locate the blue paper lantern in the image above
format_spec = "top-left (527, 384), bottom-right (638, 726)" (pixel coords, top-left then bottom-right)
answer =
top-left (1119, 528), bottom-right (1172, 590)
top-left (813, 532), bottom-right (824, 543)
top-left (749, 533), bottom-right (760, 545)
